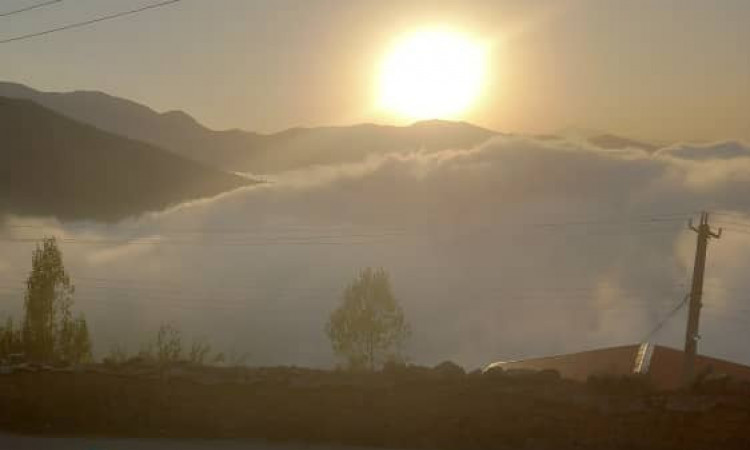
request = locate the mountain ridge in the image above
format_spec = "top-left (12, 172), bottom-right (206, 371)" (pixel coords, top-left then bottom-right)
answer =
top-left (0, 96), bottom-right (251, 222)
top-left (0, 82), bottom-right (498, 173)
top-left (0, 82), bottom-right (663, 175)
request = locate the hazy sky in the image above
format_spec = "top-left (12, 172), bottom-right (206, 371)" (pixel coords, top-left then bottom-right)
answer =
top-left (1, 0), bottom-right (748, 141)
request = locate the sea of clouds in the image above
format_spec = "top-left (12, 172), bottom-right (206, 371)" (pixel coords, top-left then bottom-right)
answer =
top-left (2, 135), bottom-right (750, 369)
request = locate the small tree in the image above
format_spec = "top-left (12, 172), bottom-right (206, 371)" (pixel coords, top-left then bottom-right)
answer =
top-left (0, 317), bottom-right (24, 360)
top-left (155, 323), bottom-right (183, 365)
top-left (66, 315), bottom-right (92, 363)
top-left (105, 343), bottom-right (130, 365)
top-left (22, 237), bottom-right (91, 364)
top-left (326, 268), bottom-right (410, 370)
top-left (188, 337), bottom-right (212, 365)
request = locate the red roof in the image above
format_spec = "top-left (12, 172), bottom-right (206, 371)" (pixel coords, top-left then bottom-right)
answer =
top-left (486, 343), bottom-right (750, 389)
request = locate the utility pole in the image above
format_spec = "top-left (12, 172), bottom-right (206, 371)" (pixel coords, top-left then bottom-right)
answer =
top-left (683, 211), bottom-right (721, 387)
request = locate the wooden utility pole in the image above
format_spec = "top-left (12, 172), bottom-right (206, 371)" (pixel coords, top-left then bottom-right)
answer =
top-left (683, 211), bottom-right (721, 387)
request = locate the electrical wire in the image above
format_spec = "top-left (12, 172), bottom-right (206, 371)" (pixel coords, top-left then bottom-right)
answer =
top-left (0, 213), bottom-right (693, 247)
top-left (0, 0), bottom-right (183, 44)
top-left (0, 0), bottom-right (62, 17)
top-left (641, 293), bottom-right (689, 342)
top-left (3, 212), bottom-right (692, 234)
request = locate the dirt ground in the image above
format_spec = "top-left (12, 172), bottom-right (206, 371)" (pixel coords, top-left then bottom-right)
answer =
top-left (0, 434), bottom-right (383, 450)
top-left (0, 365), bottom-right (749, 450)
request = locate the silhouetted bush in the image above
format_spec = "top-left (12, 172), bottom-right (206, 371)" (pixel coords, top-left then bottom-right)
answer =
top-left (432, 360), bottom-right (465, 378)
top-left (586, 373), bottom-right (653, 394)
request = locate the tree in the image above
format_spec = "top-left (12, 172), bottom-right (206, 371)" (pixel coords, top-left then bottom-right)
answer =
top-left (63, 315), bottom-right (92, 363)
top-left (22, 237), bottom-right (91, 364)
top-left (188, 337), bottom-right (212, 365)
top-left (155, 322), bottom-right (183, 365)
top-left (105, 343), bottom-right (130, 365)
top-left (137, 324), bottom-right (223, 366)
top-left (0, 317), bottom-right (24, 360)
top-left (326, 268), bottom-right (410, 370)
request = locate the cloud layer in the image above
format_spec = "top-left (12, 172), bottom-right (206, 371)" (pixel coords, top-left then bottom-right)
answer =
top-left (2, 136), bottom-right (750, 369)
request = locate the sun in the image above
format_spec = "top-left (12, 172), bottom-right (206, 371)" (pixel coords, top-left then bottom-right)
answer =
top-left (378, 30), bottom-right (487, 120)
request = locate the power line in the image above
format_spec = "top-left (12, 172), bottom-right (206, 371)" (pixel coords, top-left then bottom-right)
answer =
top-left (0, 289), bottom-right (690, 313)
top-left (0, 213), bottom-right (692, 246)
top-left (0, 280), bottom-right (688, 303)
top-left (0, 0), bottom-right (183, 44)
top-left (0, 274), bottom-right (691, 315)
top-left (714, 227), bottom-right (750, 237)
top-left (713, 220), bottom-right (750, 229)
top-left (710, 211), bottom-right (750, 220)
top-left (0, 227), bottom-right (687, 247)
top-left (0, 235), bottom-right (407, 247)
top-left (3, 212), bottom-right (692, 234)
top-left (641, 294), bottom-right (689, 342)
top-left (4, 224), bottom-right (410, 237)
top-left (0, 0), bottom-right (62, 18)
top-left (4, 223), bottom-right (409, 235)
top-left (0, 230), bottom-right (684, 246)
top-left (529, 216), bottom-right (689, 229)
top-left (701, 309), bottom-right (750, 328)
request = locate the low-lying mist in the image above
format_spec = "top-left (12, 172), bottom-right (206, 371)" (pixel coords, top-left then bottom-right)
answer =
top-left (2, 135), bottom-right (750, 369)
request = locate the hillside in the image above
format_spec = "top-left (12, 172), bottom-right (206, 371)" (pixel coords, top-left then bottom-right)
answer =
top-left (0, 97), bottom-right (250, 221)
top-left (0, 82), bottom-right (498, 173)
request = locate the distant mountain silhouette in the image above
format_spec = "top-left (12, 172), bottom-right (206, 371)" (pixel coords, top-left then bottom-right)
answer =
top-left (0, 97), bottom-right (250, 221)
top-left (0, 82), bottom-right (498, 173)
top-left (587, 134), bottom-right (657, 153)
top-left (244, 120), bottom-right (498, 173)
top-left (555, 126), bottom-right (658, 153)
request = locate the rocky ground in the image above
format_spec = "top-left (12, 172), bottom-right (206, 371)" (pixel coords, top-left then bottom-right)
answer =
top-left (0, 362), bottom-right (748, 450)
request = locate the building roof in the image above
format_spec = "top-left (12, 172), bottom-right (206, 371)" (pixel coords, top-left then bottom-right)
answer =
top-left (486, 343), bottom-right (750, 390)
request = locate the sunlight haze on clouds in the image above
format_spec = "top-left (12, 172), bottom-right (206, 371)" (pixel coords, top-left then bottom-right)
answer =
top-left (3, 136), bottom-right (750, 368)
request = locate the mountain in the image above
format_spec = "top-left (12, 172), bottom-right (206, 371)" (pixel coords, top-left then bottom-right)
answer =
top-left (587, 134), bottom-right (657, 153)
top-left (242, 119), bottom-right (498, 173)
top-left (0, 82), bottom-right (498, 173)
top-left (556, 126), bottom-right (658, 152)
top-left (0, 97), bottom-right (250, 222)
top-left (0, 82), bottom-right (259, 169)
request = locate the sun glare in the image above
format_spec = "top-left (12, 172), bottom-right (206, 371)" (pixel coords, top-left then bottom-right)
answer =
top-left (378, 30), bottom-right (487, 120)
